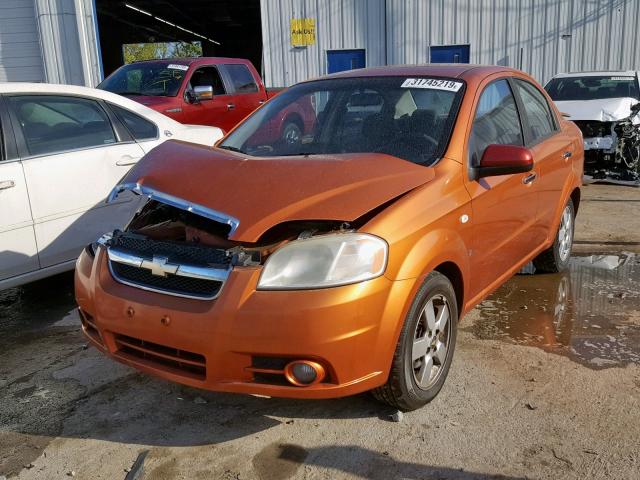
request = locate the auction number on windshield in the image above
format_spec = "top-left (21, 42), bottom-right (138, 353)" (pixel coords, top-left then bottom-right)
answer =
top-left (401, 78), bottom-right (463, 92)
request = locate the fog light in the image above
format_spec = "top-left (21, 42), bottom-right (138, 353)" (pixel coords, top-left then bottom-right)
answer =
top-left (284, 360), bottom-right (326, 386)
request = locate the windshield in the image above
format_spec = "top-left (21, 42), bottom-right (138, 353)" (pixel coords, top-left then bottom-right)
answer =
top-left (98, 62), bottom-right (189, 97)
top-left (545, 75), bottom-right (640, 101)
top-left (219, 76), bottom-right (465, 165)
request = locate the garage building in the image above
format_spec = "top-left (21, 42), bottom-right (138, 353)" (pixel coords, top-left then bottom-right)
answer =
top-left (2, 0), bottom-right (640, 88)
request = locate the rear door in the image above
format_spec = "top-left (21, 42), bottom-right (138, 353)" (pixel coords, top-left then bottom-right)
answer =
top-left (511, 78), bottom-right (574, 240)
top-left (7, 94), bottom-right (146, 268)
top-left (464, 78), bottom-right (539, 299)
top-left (181, 65), bottom-right (229, 130)
top-left (0, 97), bottom-right (39, 280)
top-left (220, 63), bottom-right (265, 127)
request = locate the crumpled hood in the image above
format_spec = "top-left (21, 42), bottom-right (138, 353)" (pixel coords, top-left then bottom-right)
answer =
top-left (113, 140), bottom-right (435, 242)
top-left (555, 97), bottom-right (640, 123)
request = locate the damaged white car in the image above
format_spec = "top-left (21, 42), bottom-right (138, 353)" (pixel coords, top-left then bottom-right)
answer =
top-left (546, 71), bottom-right (640, 185)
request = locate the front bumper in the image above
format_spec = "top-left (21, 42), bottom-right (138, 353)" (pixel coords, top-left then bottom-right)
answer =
top-left (75, 247), bottom-right (415, 399)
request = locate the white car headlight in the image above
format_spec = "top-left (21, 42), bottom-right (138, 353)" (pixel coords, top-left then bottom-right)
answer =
top-left (257, 233), bottom-right (388, 289)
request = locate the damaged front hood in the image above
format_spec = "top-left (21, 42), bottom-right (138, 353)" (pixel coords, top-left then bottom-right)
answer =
top-left (110, 140), bottom-right (435, 241)
top-left (556, 97), bottom-right (640, 122)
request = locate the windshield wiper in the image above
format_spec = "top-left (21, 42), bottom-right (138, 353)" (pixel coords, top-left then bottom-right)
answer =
top-left (218, 145), bottom-right (246, 154)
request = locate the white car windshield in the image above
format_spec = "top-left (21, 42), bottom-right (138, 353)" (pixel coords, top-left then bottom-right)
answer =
top-left (546, 75), bottom-right (640, 101)
top-left (219, 76), bottom-right (465, 166)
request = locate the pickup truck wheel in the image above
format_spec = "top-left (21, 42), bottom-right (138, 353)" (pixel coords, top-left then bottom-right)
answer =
top-left (372, 272), bottom-right (458, 411)
top-left (282, 121), bottom-right (302, 145)
top-left (533, 198), bottom-right (575, 273)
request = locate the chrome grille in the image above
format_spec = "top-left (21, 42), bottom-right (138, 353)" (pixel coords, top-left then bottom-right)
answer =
top-left (105, 233), bottom-right (230, 300)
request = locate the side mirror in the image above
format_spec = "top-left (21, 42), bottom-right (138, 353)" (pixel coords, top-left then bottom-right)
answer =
top-left (474, 144), bottom-right (534, 179)
top-left (193, 85), bottom-right (213, 102)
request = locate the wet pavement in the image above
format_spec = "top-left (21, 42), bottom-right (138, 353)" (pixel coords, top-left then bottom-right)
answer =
top-left (469, 254), bottom-right (640, 369)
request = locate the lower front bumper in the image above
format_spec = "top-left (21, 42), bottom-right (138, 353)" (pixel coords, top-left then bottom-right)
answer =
top-left (75, 248), bottom-right (416, 399)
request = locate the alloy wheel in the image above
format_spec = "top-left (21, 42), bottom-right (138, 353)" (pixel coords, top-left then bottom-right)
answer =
top-left (412, 294), bottom-right (451, 390)
top-left (558, 204), bottom-right (573, 262)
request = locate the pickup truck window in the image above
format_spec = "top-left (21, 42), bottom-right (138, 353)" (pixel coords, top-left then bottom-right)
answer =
top-left (225, 64), bottom-right (259, 93)
top-left (220, 77), bottom-right (465, 165)
top-left (109, 104), bottom-right (158, 141)
top-left (8, 95), bottom-right (117, 157)
top-left (98, 62), bottom-right (187, 97)
top-left (470, 79), bottom-right (524, 164)
top-left (188, 66), bottom-right (226, 95)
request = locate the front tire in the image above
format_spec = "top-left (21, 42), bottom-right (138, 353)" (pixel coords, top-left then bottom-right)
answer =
top-left (533, 198), bottom-right (575, 273)
top-left (372, 272), bottom-right (458, 411)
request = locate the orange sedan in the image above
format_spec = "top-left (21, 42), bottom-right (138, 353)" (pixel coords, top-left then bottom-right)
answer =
top-left (75, 65), bottom-right (583, 410)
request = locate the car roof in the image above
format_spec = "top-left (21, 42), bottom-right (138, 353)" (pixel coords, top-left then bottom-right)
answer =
top-left (0, 82), bottom-right (181, 126)
top-left (318, 64), bottom-right (523, 82)
top-left (127, 57), bottom-right (251, 67)
top-left (551, 70), bottom-right (638, 78)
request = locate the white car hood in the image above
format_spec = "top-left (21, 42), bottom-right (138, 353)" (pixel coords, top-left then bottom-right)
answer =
top-left (555, 97), bottom-right (640, 123)
top-left (173, 124), bottom-right (224, 146)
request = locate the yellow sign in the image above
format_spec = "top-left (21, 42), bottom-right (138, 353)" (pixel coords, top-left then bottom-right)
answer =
top-left (290, 18), bottom-right (316, 47)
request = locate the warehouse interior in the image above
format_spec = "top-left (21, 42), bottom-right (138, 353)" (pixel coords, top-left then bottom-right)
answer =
top-left (95, 0), bottom-right (262, 77)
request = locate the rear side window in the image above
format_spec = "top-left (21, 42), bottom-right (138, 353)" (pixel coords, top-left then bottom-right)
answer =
top-left (470, 79), bottom-right (524, 164)
top-left (513, 80), bottom-right (557, 142)
top-left (224, 64), bottom-right (259, 93)
top-left (8, 95), bottom-right (116, 156)
top-left (110, 104), bottom-right (158, 141)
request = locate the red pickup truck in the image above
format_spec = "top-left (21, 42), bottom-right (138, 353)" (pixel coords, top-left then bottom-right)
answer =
top-left (98, 57), bottom-right (311, 138)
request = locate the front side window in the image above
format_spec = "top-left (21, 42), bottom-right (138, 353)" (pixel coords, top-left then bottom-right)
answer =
top-left (187, 66), bottom-right (226, 95)
top-left (224, 64), bottom-right (259, 93)
top-left (470, 79), bottom-right (523, 164)
top-left (514, 79), bottom-right (556, 142)
top-left (98, 62), bottom-right (188, 97)
top-left (110, 104), bottom-right (158, 141)
top-left (219, 76), bottom-right (465, 166)
top-left (8, 96), bottom-right (116, 156)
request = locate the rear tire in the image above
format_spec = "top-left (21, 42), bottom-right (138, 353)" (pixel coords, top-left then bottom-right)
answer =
top-left (372, 272), bottom-right (458, 411)
top-left (533, 198), bottom-right (575, 273)
top-left (281, 121), bottom-right (302, 146)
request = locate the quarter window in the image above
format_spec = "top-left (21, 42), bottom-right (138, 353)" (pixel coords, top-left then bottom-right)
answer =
top-left (224, 64), bottom-right (259, 93)
top-left (8, 96), bottom-right (116, 157)
top-left (470, 79), bottom-right (524, 164)
top-left (513, 79), bottom-right (557, 142)
top-left (110, 104), bottom-right (158, 141)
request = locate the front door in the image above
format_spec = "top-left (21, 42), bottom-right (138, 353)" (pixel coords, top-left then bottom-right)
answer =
top-left (327, 49), bottom-right (366, 74)
top-left (464, 78), bottom-right (539, 301)
top-left (181, 65), bottom-right (231, 131)
top-left (7, 94), bottom-right (145, 268)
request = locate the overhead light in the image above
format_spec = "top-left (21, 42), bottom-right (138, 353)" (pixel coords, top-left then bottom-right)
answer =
top-left (124, 3), bottom-right (152, 16)
top-left (124, 3), bottom-right (221, 45)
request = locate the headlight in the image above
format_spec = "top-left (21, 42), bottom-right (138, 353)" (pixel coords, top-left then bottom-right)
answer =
top-left (257, 233), bottom-right (388, 289)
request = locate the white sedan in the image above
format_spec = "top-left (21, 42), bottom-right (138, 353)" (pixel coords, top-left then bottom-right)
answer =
top-left (0, 83), bottom-right (223, 289)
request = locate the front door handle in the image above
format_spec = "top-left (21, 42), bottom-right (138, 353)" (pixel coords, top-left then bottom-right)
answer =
top-left (0, 180), bottom-right (16, 190)
top-left (116, 155), bottom-right (140, 167)
top-left (523, 172), bottom-right (537, 184)
top-left (227, 103), bottom-right (235, 110)
top-left (562, 151), bottom-right (572, 159)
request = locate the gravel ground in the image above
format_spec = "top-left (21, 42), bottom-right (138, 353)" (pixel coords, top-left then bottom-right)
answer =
top-left (1, 183), bottom-right (639, 480)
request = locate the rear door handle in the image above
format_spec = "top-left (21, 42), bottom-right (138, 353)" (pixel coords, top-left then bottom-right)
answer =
top-left (0, 180), bottom-right (16, 190)
top-left (523, 172), bottom-right (537, 184)
top-left (258, 100), bottom-right (265, 105)
top-left (116, 155), bottom-right (140, 167)
top-left (562, 151), bottom-right (572, 159)
top-left (227, 103), bottom-right (235, 110)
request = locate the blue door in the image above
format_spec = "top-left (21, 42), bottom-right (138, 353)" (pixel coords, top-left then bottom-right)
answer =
top-left (430, 45), bottom-right (470, 63)
top-left (327, 49), bottom-right (366, 74)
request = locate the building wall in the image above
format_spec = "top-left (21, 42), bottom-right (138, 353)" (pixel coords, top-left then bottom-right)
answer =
top-left (261, 0), bottom-right (640, 87)
top-left (0, 0), bottom-right (45, 82)
top-left (260, 0), bottom-right (386, 87)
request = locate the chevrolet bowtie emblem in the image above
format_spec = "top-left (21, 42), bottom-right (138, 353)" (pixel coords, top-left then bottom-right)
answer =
top-left (141, 255), bottom-right (179, 277)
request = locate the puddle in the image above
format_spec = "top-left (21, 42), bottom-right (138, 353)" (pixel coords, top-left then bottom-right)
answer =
top-left (470, 253), bottom-right (640, 369)
top-left (0, 271), bottom-right (76, 349)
